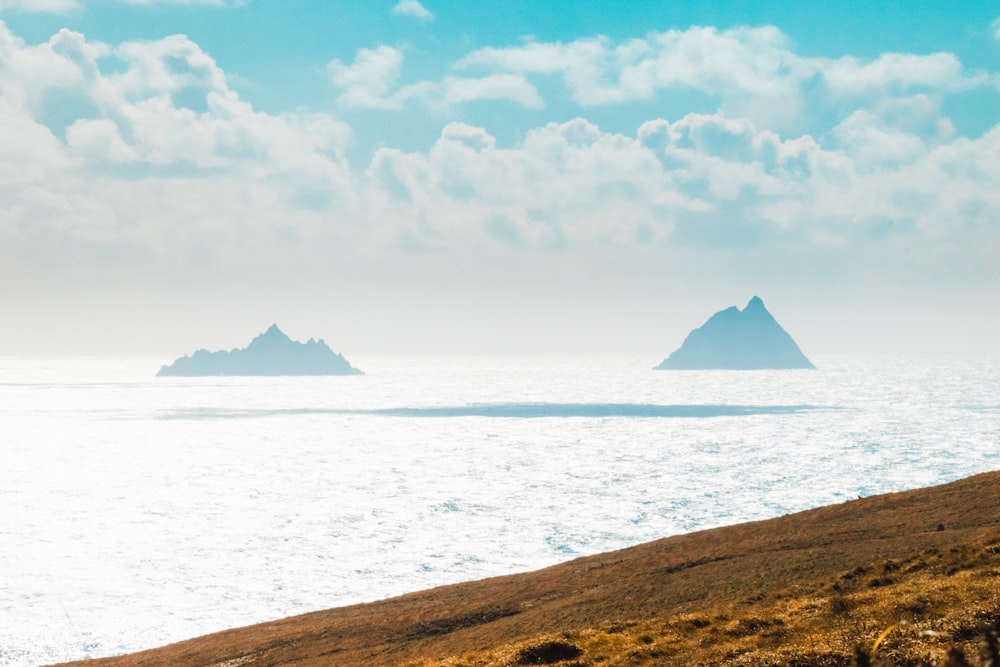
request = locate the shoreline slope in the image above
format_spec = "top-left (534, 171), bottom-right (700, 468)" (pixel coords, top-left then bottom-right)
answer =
top-left (55, 470), bottom-right (1000, 666)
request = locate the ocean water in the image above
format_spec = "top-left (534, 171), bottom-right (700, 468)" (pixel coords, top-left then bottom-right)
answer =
top-left (1, 354), bottom-right (998, 666)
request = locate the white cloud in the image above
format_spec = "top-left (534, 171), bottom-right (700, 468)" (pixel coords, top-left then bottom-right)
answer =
top-left (454, 26), bottom-right (990, 134)
top-left (331, 25), bottom-right (990, 124)
top-left (0, 96), bottom-right (75, 190)
top-left (821, 52), bottom-right (975, 96)
top-left (328, 47), bottom-right (543, 111)
top-left (65, 117), bottom-right (136, 161)
top-left (381, 107), bottom-right (1000, 259)
top-left (328, 45), bottom-right (404, 109)
top-left (0, 0), bottom-right (79, 11)
top-left (456, 37), bottom-right (611, 101)
top-left (456, 27), bottom-right (809, 106)
top-left (992, 16), bottom-right (1000, 40)
top-left (0, 22), bottom-right (356, 276)
top-left (4, 21), bottom-right (998, 258)
top-left (391, 0), bottom-right (432, 21)
top-left (40, 32), bottom-right (353, 172)
top-left (441, 74), bottom-right (543, 108)
top-left (832, 110), bottom-right (927, 167)
top-left (439, 122), bottom-right (496, 150)
top-left (365, 117), bottom-right (713, 251)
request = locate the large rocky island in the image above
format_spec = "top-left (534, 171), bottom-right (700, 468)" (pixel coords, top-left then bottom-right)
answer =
top-left (656, 296), bottom-right (814, 370)
top-left (157, 324), bottom-right (362, 376)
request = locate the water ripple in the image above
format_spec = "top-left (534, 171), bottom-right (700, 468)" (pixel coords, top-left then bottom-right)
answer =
top-left (156, 403), bottom-right (831, 420)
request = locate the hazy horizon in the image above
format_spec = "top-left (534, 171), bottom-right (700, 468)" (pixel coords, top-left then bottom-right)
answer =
top-left (1, 1), bottom-right (998, 357)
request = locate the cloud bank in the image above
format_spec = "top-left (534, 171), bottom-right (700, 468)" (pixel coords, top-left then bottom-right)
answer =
top-left (3, 21), bottom-right (997, 262)
top-left (1, 19), bottom-right (998, 353)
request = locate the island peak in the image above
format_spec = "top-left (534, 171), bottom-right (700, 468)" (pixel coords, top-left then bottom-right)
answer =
top-left (157, 326), bottom-right (363, 377)
top-left (655, 296), bottom-right (815, 370)
top-left (263, 323), bottom-right (286, 337)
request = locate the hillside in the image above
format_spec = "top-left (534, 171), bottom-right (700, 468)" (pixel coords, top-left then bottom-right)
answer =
top-left (56, 471), bottom-right (1000, 666)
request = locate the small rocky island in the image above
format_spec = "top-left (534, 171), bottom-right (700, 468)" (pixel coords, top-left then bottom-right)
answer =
top-left (656, 296), bottom-right (814, 370)
top-left (157, 324), bottom-right (363, 376)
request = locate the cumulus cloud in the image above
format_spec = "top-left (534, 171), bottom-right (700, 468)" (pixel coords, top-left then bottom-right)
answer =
top-left (65, 117), bottom-right (136, 161)
top-left (441, 74), bottom-right (543, 108)
top-left (453, 26), bottom-right (990, 134)
top-left (328, 46), bottom-right (544, 110)
top-left (370, 108), bottom-right (1000, 261)
top-left (0, 21), bottom-right (355, 276)
top-left (457, 26), bottom-right (805, 106)
top-left (328, 45), bottom-right (405, 109)
top-left (821, 52), bottom-right (975, 96)
top-left (330, 24), bottom-right (991, 127)
top-left (2, 20), bottom-right (999, 353)
top-left (391, 0), bottom-right (432, 21)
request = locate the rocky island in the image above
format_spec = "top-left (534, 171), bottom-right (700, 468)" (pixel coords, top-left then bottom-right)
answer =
top-left (156, 324), bottom-right (363, 376)
top-left (656, 296), bottom-right (814, 370)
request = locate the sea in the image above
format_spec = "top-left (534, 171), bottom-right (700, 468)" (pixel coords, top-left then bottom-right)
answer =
top-left (1, 354), bottom-right (998, 666)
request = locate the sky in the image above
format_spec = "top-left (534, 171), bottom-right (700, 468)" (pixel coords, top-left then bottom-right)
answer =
top-left (0, 0), bottom-right (998, 357)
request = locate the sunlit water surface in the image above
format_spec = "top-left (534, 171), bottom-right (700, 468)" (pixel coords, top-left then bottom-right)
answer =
top-left (1, 355), bottom-right (998, 666)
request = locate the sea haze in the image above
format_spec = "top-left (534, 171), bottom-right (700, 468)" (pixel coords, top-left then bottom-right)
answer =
top-left (1, 355), bottom-right (998, 666)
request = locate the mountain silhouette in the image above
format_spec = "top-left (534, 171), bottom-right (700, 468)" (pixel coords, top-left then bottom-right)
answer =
top-left (656, 296), bottom-right (814, 370)
top-left (157, 325), bottom-right (363, 376)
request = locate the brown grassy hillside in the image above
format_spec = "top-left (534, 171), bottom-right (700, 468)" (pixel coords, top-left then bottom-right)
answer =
top-left (56, 471), bottom-right (1000, 667)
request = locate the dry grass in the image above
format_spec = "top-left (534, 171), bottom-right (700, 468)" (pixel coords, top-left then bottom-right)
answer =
top-left (414, 541), bottom-right (1000, 666)
top-left (54, 470), bottom-right (1000, 667)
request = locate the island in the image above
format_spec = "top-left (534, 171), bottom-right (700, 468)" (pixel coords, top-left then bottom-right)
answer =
top-left (655, 296), bottom-right (815, 370)
top-left (156, 324), bottom-right (363, 376)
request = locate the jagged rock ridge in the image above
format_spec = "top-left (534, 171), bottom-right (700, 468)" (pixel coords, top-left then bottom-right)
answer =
top-left (157, 325), bottom-right (363, 376)
top-left (656, 296), bottom-right (814, 370)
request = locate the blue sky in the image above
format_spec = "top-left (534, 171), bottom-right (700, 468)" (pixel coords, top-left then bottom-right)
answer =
top-left (1, 0), bottom-right (998, 355)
